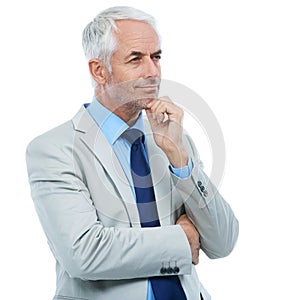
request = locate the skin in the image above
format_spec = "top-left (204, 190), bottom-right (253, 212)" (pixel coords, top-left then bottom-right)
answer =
top-left (89, 19), bottom-right (200, 264)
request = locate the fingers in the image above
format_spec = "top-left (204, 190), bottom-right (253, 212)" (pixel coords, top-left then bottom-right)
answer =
top-left (176, 213), bottom-right (190, 225)
top-left (190, 232), bottom-right (200, 265)
top-left (147, 98), bottom-right (168, 124)
top-left (176, 214), bottom-right (200, 265)
top-left (146, 97), bottom-right (184, 124)
top-left (192, 241), bottom-right (200, 265)
top-left (145, 104), bottom-right (165, 125)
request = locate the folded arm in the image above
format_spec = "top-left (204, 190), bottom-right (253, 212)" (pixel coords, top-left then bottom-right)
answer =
top-left (26, 136), bottom-right (192, 281)
top-left (171, 134), bottom-right (239, 259)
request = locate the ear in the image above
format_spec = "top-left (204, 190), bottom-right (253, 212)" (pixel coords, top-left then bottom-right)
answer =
top-left (88, 59), bottom-right (109, 85)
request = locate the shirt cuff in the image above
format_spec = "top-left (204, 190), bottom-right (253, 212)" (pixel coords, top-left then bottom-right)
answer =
top-left (169, 158), bottom-right (193, 179)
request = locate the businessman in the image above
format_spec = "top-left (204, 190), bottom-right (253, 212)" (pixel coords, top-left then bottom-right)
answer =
top-left (26, 6), bottom-right (239, 300)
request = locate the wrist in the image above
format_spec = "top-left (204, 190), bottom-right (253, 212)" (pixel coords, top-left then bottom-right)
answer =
top-left (167, 148), bottom-right (189, 168)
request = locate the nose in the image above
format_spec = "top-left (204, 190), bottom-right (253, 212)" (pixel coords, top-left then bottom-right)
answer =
top-left (143, 57), bottom-right (160, 78)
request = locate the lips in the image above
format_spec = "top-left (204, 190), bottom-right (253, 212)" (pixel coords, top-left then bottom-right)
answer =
top-left (136, 86), bottom-right (159, 96)
top-left (137, 85), bottom-right (158, 89)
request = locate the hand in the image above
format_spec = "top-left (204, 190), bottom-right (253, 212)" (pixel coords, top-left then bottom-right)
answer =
top-left (176, 214), bottom-right (200, 265)
top-left (146, 97), bottom-right (189, 168)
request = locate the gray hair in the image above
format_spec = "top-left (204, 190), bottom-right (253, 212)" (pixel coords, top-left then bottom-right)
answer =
top-left (82, 6), bottom-right (160, 84)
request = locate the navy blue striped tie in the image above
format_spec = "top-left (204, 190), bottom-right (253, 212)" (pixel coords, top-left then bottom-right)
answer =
top-left (122, 129), bottom-right (187, 300)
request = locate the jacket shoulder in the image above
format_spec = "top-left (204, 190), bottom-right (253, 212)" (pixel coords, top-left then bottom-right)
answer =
top-left (26, 120), bottom-right (74, 154)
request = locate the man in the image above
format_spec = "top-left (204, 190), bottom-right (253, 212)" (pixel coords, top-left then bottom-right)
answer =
top-left (26, 6), bottom-right (238, 300)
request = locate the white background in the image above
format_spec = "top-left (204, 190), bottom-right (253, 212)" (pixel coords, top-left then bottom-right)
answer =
top-left (1, 0), bottom-right (299, 299)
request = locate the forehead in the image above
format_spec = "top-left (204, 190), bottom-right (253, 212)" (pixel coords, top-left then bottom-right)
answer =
top-left (113, 20), bottom-right (160, 55)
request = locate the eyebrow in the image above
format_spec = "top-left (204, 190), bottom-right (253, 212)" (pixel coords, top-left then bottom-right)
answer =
top-left (150, 50), bottom-right (162, 58)
top-left (125, 49), bottom-right (162, 60)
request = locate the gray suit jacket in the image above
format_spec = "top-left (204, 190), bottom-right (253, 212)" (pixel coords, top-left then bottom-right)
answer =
top-left (26, 105), bottom-right (239, 300)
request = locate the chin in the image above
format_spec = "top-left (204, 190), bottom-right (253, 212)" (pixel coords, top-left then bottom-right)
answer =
top-left (123, 98), bottom-right (152, 116)
top-left (138, 98), bottom-right (154, 109)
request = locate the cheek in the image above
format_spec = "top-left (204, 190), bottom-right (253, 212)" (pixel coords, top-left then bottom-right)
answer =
top-left (113, 66), bottom-right (149, 83)
top-left (111, 65), bottom-right (140, 84)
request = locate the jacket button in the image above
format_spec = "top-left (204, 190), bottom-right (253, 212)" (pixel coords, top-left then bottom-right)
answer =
top-left (197, 181), bottom-right (202, 187)
top-left (203, 190), bottom-right (208, 197)
top-left (167, 267), bottom-right (173, 274)
top-left (200, 186), bottom-right (205, 192)
top-left (173, 266), bottom-right (180, 273)
top-left (160, 267), bottom-right (167, 274)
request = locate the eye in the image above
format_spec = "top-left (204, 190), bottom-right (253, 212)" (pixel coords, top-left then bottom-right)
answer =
top-left (130, 57), bottom-right (141, 62)
top-left (152, 55), bottom-right (161, 61)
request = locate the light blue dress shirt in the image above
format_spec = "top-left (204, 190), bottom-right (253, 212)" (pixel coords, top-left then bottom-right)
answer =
top-left (86, 96), bottom-right (192, 300)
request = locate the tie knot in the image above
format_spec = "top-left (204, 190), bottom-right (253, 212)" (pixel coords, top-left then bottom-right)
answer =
top-left (122, 129), bottom-right (144, 145)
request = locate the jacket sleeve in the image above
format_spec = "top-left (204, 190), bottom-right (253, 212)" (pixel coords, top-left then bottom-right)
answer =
top-left (26, 134), bottom-right (192, 281)
top-left (171, 133), bottom-right (239, 259)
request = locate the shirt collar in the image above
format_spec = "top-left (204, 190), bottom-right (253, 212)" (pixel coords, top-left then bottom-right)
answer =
top-left (86, 96), bottom-right (144, 145)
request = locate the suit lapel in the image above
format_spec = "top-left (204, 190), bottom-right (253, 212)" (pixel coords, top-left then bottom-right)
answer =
top-left (144, 121), bottom-right (172, 226)
top-left (72, 106), bottom-right (141, 227)
top-left (72, 107), bottom-right (172, 227)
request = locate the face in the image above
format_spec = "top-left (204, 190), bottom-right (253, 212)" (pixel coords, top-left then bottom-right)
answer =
top-left (100, 20), bottom-right (162, 121)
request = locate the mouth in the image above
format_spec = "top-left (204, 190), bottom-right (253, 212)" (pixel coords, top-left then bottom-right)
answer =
top-left (137, 85), bottom-right (158, 88)
top-left (136, 85), bottom-right (159, 93)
